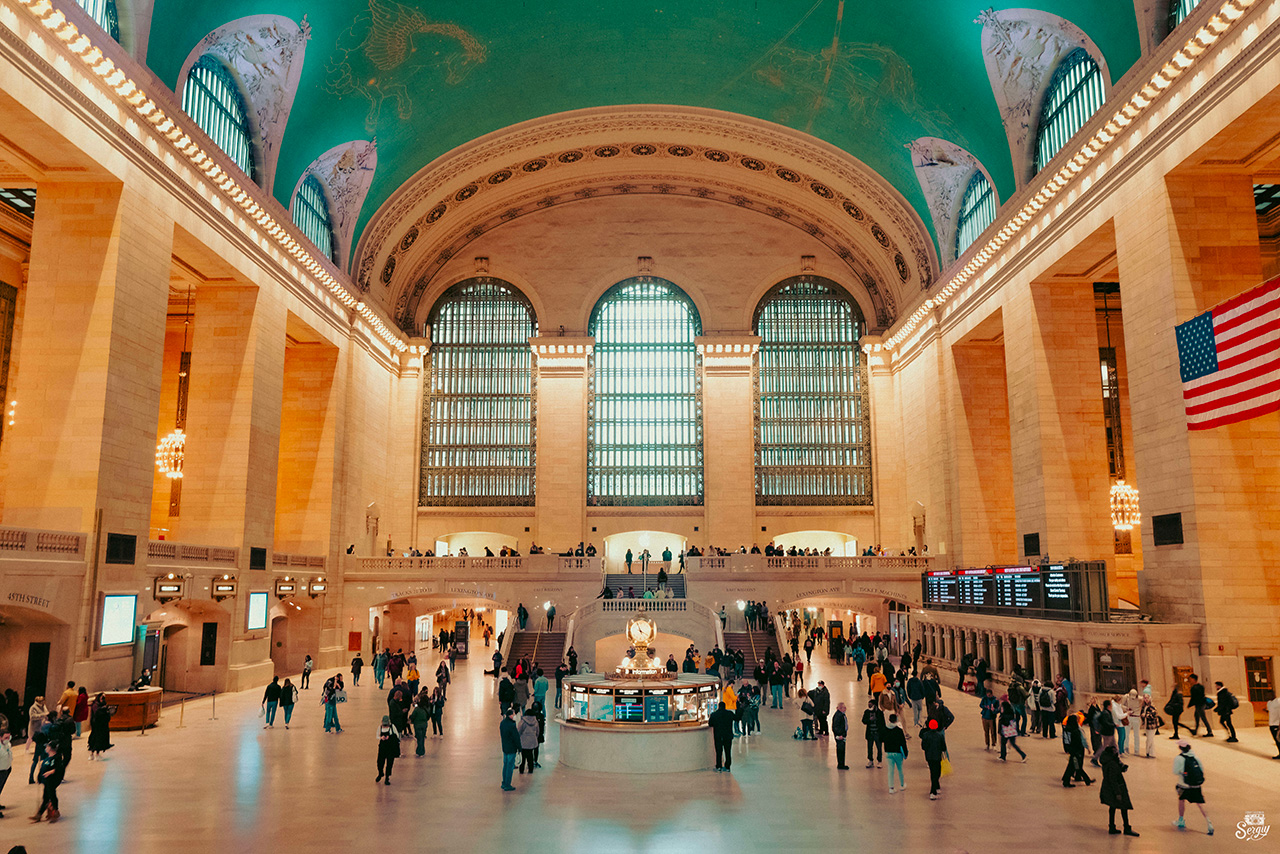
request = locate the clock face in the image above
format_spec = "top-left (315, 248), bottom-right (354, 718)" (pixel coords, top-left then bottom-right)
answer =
top-left (629, 620), bottom-right (654, 642)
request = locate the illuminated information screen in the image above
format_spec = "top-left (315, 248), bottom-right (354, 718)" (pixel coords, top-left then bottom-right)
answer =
top-left (921, 562), bottom-right (1108, 622)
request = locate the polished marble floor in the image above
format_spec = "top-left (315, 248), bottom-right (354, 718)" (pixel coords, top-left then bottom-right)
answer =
top-left (4, 641), bottom-right (1277, 853)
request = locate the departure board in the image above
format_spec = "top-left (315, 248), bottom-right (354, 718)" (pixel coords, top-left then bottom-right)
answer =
top-left (921, 562), bottom-right (1108, 622)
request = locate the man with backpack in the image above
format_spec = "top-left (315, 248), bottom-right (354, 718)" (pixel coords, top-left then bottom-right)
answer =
top-left (1039, 682), bottom-right (1058, 738)
top-left (1213, 681), bottom-right (1239, 742)
top-left (1172, 740), bottom-right (1214, 835)
top-left (1187, 674), bottom-right (1213, 737)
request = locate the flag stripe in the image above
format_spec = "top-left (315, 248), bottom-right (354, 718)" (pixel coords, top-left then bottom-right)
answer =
top-left (1184, 353), bottom-right (1280, 400)
top-left (1210, 275), bottom-right (1280, 319)
top-left (1213, 288), bottom-right (1280, 336)
top-left (1185, 375), bottom-right (1280, 416)
top-left (1214, 327), bottom-right (1280, 371)
top-left (1188, 393), bottom-right (1280, 430)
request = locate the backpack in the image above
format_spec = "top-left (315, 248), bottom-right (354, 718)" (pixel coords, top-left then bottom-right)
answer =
top-left (1225, 692), bottom-right (1239, 711)
top-left (1181, 754), bottom-right (1204, 787)
top-left (1039, 687), bottom-right (1054, 707)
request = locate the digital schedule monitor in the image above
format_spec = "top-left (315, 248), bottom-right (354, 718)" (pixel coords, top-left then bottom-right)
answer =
top-left (247, 591), bottom-right (268, 631)
top-left (921, 562), bottom-right (1108, 622)
top-left (100, 594), bottom-right (137, 646)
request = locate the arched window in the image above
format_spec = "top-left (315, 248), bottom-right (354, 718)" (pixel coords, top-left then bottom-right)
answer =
top-left (754, 277), bottom-right (871, 505)
top-left (292, 174), bottom-right (335, 262)
top-left (75, 0), bottom-right (119, 42)
top-left (420, 279), bottom-right (538, 506)
top-left (1034, 48), bottom-right (1105, 174)
top-left (1168, 0), bottom-right (1203, 32)
top-left (955, 171), bottom-right (997, 257)
top-left (182, 55), bottom-right (255, 183)
top-left (588, 277), bottom-right (703, 506)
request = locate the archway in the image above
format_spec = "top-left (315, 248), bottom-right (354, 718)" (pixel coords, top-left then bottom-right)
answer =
top-left (268, 598), bottom-right (322, 678)
top-left (602, 531), bottom-right (687, 574)
top-left (370, 594), bottom-right (514, 661)
top-left (432, 531), bottom-right (518, 557)
top-left (142, 599), bottom-right (230, 694)
top-left (771, 530), bottom-right (858, 556)
top-left (0, 604), bottom-right (71, 716)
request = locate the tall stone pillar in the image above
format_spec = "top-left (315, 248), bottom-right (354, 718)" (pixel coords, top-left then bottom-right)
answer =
top-left (863, 335), bottom-right (907, 551)
top-left (531, 338), bottom-right (591, 551)
top-left (697, 336), bottom-right (758, 549)
top-left (1114, 173), bottom-right (1279, 690)
top-left (1003, 280), bottom-right (1112, 563)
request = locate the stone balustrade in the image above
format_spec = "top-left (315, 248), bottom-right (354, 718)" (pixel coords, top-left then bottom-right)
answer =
top-left (147, 540), bottom-right (238, 566)
top-left (0, 526), bottom-right (87, 560)
top-left (355, 554), bottom-right (602, 576)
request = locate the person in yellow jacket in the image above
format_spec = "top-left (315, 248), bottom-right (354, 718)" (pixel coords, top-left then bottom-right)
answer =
top-left (722, 680), bottom-right (740, 736)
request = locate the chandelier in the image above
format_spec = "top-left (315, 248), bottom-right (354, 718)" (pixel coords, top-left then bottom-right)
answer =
top-left (1110, 480), bottom-right (1140, 531)
top-left (156, 428), bottom-right (185, 478)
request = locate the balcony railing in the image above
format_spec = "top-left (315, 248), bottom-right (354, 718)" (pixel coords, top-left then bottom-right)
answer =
top-left (271, 552), bottom-right (326, 571)
top-left (354, 555), bottom-right (602, 576)
top-left (148, 540), bottom-right (238, 566)
top-left (0, 526), bottom-right (87, 560)
top-left (689, 554), bottom-right (933, 573)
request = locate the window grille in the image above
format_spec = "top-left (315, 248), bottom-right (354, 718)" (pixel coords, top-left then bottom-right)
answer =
top-left (588, 277), bottom-right (703, 506)
top-left (0, 189), bottom-right (36, 217)
top-left (1254, 184), bottom-right (1280, 216)
top-left (1034, 49), bottom-right (1105, 174)
top-left (75, 0), bottom-right (119, 41)
top-left (955, 171), bottom-right (997, 257)
top-left (754, 277), bottom-right (871, 505)
top-left (182, 55), bottom-right (256, 183)
top-left (292, 174), bottom-right (335, 262)
top-left (420, 278), bottom-right (537, 506)
top-left (1167, 0), bottom-right (1203, 32)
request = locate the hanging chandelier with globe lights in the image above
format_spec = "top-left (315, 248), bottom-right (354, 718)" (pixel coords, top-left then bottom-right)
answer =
top-left (157, 277), bottom-right (193, 504)
top-left (1110, 480), bottom-right (1140, 531)
top-left (156, 428), bottom-right (185, 478)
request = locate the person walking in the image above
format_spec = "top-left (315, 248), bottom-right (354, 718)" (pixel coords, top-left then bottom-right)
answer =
top-left (920, 718), bottom-right (947, 800)
top-left (351, 653), bottom-right (364, 687)
top-left (279, 678), bottom-right (297, 728)
top-left (301, 655), bottom-right (313, 690)
top-left (883, 714), bottom-right (908, 793)
top-left (26, 696), bottom-right (47, 754)
top-left (998, 703), bottom-right (1026, 762)
top-left (1098, 744), bottom-right (1139, 836)
top-left (30, 741), bottom-right (64, 823)
top-left (1061, 713), bottom-right (1093, 786)
top-left (546, 603), bottom-right (556, 631)
top-left (979, 688), bottom-right (1000, 750)
top-left (709, 701), bottom-right (735, 772)
top-left (430, 686), bottom-right (446, 736)
top-left (0, 731), bottom-right (11, 819)
top-left (1164, 685), bottom-right (1185, 739)
top-left (907, 672), bottom-right (926, 728)
top-left (375, 715), bottom-right (399, 784)
top-left (862, 697), bottom-right (883, 766)
top-left (406, 663), bottom-right (420, 697)
top-left (262, 676), bottom-right (282, 728)
top-left (1268, 693), bottom-right (1280, 759)
top-left (533, 668), bottom-right (550, 710)
top-left (321, 675), bottom-right (343, 733)
top-left (499, 709), bottom-right (519, 791)
top-left (1187, 674), bottom-right (1212, 737)
top-left (517, 707), bottom-right (540, 775)
top-left (72, 688), bottom-right (88, 738)
top-left (1213, 681), bottom-right (1238, 742)
top-left (1139, 695), bottom-right (1159, 757)
top-left (86, 694), bottom-right (114, 758)
top-left (410, 693), bottom-right (429, 757)
top-left (1172, 740), bottom-right (1214, 834)
top-left (373, 649), bottom-right (387, 688)
top-left (625, 548), bottom-right (633, 574)
top-left (832, 702), bottom-right (849, 769)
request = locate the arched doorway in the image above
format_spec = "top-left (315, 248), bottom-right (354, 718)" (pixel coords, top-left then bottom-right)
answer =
top-left (0, 604), bottom-right (72, 717)
top-left (602, 531), bottom-right (687, 574)
top-left (432, 531), bottom-right (518, 557)
top-left (370, 594), bottom-right (513, 661)
top-left (268, 598), bottom-right (322, 678)
top-left (142, 600), bottom-right (230, 694)
top-left (771, 530), bottom-right (858, 556)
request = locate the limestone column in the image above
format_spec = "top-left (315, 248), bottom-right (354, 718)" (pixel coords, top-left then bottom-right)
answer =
top-left (531, 338), bottom-right (591, 551)
top-left (697, 336), bottom-right (758, 549)
top-left (1114, 173), bottom-right (1279, 683)
top-left (862, 335), bottom-right (907, 550)
top-left (1003, 279), bottom-right (1112, 563)
top-left (383, 341), bottom-right (425, 553)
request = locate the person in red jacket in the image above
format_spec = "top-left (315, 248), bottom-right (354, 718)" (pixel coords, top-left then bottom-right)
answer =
top-left (72, 688), bottom-right (89, 738)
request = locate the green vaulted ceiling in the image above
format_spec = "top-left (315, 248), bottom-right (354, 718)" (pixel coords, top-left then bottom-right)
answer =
top-left (145, 0), bottom-right (1143, 259)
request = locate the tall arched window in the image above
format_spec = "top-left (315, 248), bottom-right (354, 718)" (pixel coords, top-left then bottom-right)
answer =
top-left (420, 278), bottom-right (538, 506)
top-left (588, 277), bottom-right (703, 505)
top-left (292, 174), bottom-right (335, 262)
top-left (75, 0), bottom-right (119, 42)
top-left (182, 55), bottom-right (256, 183)
top-left (754, 277), bottom-right (871, 505)
top-left (1168, 0), bottom-right (1203, 32)
top-left (1034, 48), bottom-right (1105, 174)
top-left (955, 171), bottom-right (997, 257)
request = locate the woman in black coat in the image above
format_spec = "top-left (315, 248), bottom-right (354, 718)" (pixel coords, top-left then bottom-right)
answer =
top-left (1098, 745), bottom-right (1138, 836)
top-left (1061, 713), bottom-right (1093, 787)
top-left (87, 694), bottom-right (113, 758)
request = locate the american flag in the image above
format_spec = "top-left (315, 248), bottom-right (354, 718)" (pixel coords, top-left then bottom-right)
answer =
top-left (1175, 275), bottom-right (1280, 430)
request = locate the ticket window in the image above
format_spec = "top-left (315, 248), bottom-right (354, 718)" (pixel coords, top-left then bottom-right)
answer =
top-left (569, 689), bottom-right (589, 721)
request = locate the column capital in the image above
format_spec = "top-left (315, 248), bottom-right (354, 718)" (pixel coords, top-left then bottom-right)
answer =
top-left (696, 334), bottom-right (759, 376)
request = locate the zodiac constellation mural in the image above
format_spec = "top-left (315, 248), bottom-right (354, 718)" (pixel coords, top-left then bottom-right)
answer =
top-left (325, 0), bottom-right (488, 131)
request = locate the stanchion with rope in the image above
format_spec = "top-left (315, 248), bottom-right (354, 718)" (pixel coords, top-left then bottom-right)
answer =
top-left (210, 691), bottom-right (217, 721)
top-left (177, 696), bottom-right (186, 729)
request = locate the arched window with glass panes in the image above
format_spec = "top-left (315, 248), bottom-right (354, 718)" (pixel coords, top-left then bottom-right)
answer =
top-left (1034, 48), bottom-right (1105, 174)
top-left (588, 277), bottom-right (703, 506)
top-left (75, 0), bottom-right (119, 41)
top-left (182, 55), bottom-right (256, 183)
top-left (420, 279), bottom-right (538, 506)
top-left (292, 174), bottom-right (335, 262)
top-left (955, 170), bottom-right (997, 257)
top-left (754, 277), bottom-right (871, 505)
top-left (1168, 0), bottom-right (1203, 33)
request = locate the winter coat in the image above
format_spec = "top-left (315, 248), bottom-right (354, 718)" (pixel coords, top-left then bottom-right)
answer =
top-left (500, 717), bottom-right (521, 754)
top-left (1098, 748), bottom-right (1132, 810)
top-left (518, 713), bottom-right (540, 749)
top-left (882, 724), bottom-right (908, 756)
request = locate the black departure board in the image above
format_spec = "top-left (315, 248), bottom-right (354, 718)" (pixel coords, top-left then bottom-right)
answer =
top-left (921, 561), bottom-right (1108, 622)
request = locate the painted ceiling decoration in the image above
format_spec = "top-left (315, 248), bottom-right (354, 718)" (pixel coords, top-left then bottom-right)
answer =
top-left (147, 0), bottom-right (1143, 274)
top-left (291, 139), bottom-right (379, 271)
top-left (355, 108), bottom-right (937, 332)
top-left (976, 8), bottom-right (1112, 187)
top-left (178, 14), bottom-right (310, 196)
top-left (908, 137), bottom-right (997, 268)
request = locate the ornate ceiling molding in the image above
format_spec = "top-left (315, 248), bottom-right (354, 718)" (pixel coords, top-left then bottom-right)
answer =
top-left (353, 107), bottom-right (940, 331)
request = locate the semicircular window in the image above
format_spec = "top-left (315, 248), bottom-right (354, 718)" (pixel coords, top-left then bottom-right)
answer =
top-left (1034, 48), bottom-right (1105, 175)
top-left (421, 278), bottom-right (538, 506)
top-left (753, 277), bottom-right (871, 505)
top-left (292, 174), bottom-right (335, 263)
top-left (588, 277), bottom-right (703, 506)
top-left (182, 55), bottom-right (256, 183)
top-left (955, 171), bottom-right (997, 257)
top-left (75, 0), bottom-right (119, 42)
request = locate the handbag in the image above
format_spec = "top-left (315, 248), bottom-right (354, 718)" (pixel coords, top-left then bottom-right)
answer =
top-left (939, 756), bottom-right (954, 776)
top-left (334, 689), bottom-right (348, 703)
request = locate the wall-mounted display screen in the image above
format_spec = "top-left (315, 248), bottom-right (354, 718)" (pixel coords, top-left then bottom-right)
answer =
top-left (921, 561), bottom-right (1108, 622)
top-left (247, 591), bottom-right (268, 631)
top-left (100, 594), bottom-right (137, 646)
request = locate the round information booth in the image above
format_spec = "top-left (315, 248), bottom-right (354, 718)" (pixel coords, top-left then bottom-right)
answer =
top-left (558, 607), bottom-right (721, 773)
